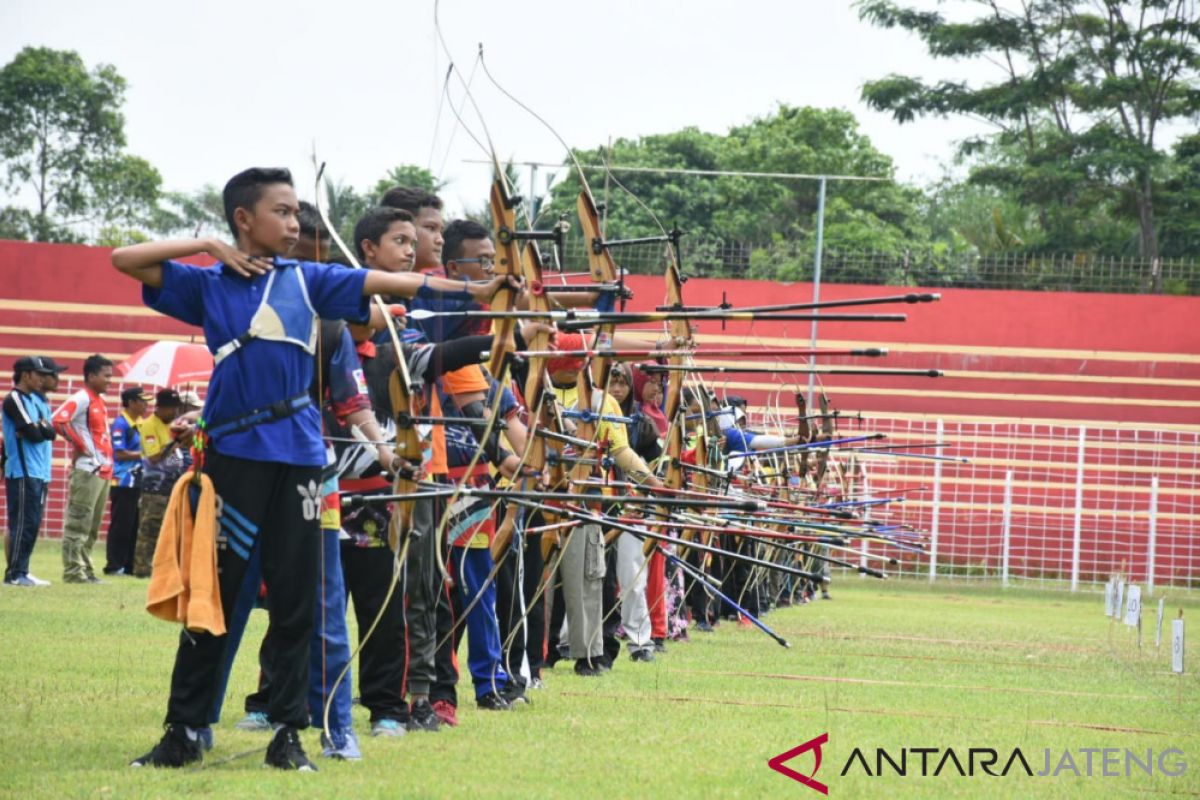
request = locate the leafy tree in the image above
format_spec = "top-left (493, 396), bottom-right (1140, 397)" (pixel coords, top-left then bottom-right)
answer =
top-left (152, 185), bottom-right (225, 239)
top-left (541, 106), bottom-right (930, 278)
top-left (1158, 133), bottom-right (1200, 258)
top-left (0, 47), bottom-right (162, 241)
top-left (371, 164), bottom-right (446, 201)
top-left (858, 0), bottom-right (1200, 261)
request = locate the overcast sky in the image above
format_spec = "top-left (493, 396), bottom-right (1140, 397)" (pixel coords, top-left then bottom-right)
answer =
top-left (3, 0), bottom-right (1006, 216)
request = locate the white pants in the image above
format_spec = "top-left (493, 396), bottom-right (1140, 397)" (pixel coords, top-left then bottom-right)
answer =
top-left (616, 533), bottom-right (652, 651)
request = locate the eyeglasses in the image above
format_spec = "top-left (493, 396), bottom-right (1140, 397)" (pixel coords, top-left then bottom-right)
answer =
top-left (454, 257), bottom-right (496, 271)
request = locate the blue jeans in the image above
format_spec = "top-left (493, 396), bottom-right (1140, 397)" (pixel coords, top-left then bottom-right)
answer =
top-left (5, 477), bottom-right (47, 581)
top-left (450, 546), bottom-right (510, 698)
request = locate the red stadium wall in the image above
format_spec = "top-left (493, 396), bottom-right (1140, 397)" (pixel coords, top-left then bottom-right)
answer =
top-left (2, 240), bottom-right (1197, 586)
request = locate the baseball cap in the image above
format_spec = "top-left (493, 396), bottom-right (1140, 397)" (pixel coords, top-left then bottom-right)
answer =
top-left (121, 386), bottom-right (149, 404)
top-left (14, 355), bottom-right (67, 376)
top-left (178, 390), bottom-right (202, 408)
top-left (155, 388), bottom-right (182, 407)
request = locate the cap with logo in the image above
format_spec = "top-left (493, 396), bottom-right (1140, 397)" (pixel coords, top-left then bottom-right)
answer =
top-left (14, 355), bottom-right (68, 376)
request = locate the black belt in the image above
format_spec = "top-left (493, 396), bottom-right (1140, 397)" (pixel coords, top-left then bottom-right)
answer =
top-left (204, 392), bottom-right (313, 438)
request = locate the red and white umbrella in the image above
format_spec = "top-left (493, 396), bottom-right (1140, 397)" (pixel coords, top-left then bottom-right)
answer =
top-left (118, 341), bottom-right (213, 388)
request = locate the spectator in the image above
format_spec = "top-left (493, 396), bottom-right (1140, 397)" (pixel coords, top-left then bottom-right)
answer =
top-left (132, 389), bottom-right (192, 578)
top-left (53, 354), bottom-right (115, 584)
top-left (104, 386), bottom-right (148, 575)
top-left (3, 356), bottom-right (64, 586)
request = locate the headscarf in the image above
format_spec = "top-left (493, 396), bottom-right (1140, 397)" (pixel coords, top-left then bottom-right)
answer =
top-left (546, 332), bottom-right (587, 375)
top-left (632, 364), bottom-right (669, 437)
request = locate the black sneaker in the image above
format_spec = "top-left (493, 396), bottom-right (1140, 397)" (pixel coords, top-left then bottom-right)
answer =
top-left (502, 685), bottom-right (531, 706)
top-left (475, 692), bottom-right (511, 711)
top-left (264, 725), bottom-right (317, 771)
top-left (130, 724), bottom-right (203, 768)
top-left (630, 648), bottom-right (655, 663)
top-left (574, 659), bottom-right (602, 677)
top-left (652, 637), bottom-right (667, 653)
top-left (407, 699), bottom-right (441, 732)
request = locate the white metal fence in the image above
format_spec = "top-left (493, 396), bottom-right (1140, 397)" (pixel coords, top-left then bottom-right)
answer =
top-left (5, 384), bottom-right (1198, 592)
top-left (841, 419), bottom-right (1200, 591)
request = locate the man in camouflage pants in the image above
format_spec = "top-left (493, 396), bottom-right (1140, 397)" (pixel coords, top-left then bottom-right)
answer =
top-left (132, 389), bottom-right (193, 576)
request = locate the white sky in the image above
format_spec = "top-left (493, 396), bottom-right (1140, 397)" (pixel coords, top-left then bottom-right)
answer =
top-left (2, 0), bottom-right (1007, 216)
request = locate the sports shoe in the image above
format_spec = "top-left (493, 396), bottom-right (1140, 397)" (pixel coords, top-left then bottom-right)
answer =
top-left (574, 659), bottom-right (603, 677)
top-left (431, 699), bottom-right (458, 727)
top-left (502, 685), bottom-right (531, 706)
top-left (321, 728), bottom-right (363, 760)
top-left (264, 725), bottom-right (317, 771)
top-left (197, 727), bottom-right (214, 752)
top-left (652, 637), bottom-right (667, 653)
top-left (235, 711), bottom-right (270, 731)
top-left (25, 574), bottom-right (50, 586)
top-left (528, 676), bottom-right (546, 690)
top-left (630, 649), bottom-right (655, 663)
top-left (821, 591), bottom-right (832, 600)
top-left (475, 692), bottom-right (511, 711)
top-left (694, 620), bottom-right (714, 633)
top-left (130, 724), bottom-right (203, 768)
top-left (370, 718), bottom-right (406, 738)
top-left (5, 576), bottom-right (36, 587)
top-left (86, 576), bottom-right (104, 584)
top-left (407, 700), bottom-right (441, 732)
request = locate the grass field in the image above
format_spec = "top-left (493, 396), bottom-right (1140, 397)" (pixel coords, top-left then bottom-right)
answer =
top-left (1, 542), bottom-right (1197, 799)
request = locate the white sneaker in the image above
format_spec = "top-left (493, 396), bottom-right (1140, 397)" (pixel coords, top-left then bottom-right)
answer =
top-left (26, 574), bottom-right (51, 587)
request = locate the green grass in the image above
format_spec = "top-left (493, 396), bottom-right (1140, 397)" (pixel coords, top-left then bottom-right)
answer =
top-left (1, 543), bottom-right (1197, 799)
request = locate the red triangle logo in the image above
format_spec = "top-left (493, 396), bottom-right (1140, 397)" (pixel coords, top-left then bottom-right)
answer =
top-left (767, 733), bottom-right (830, 795)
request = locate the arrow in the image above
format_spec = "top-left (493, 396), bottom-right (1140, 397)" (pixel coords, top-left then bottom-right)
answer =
top-left (641, 365), bottom-right (943, 378)
top-left (656, 291), bottom-right (940, 313)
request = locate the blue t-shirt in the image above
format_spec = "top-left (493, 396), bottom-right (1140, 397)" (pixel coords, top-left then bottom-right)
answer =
top-left (144, 259), bottom-right (370, 466)
top-left (111, 413), bottom-right (143, 487)
top-left (2, 390), bottom-right (53, 480)
top-left (723, 427), bottom-right (757, 454)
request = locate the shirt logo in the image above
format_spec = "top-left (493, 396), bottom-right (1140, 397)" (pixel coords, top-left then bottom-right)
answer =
top-left (297, 480), bottom-right (320, 521)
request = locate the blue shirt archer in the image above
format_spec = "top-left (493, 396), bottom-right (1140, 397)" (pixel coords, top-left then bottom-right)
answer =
top-left (111, 412), bottom-right (143, 488)
top-left (143, 259), bottom-right (369, 466)
top-left (723, 427), bottom-right (757, 454)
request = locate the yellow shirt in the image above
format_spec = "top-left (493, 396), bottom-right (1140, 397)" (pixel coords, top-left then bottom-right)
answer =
top-left (140, 414), bottom-right (174, 459)
top-left (551, 384), bottom-right (629, 454)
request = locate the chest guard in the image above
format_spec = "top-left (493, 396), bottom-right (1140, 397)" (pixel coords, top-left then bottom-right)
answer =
top-left (214, 263), bottom-right (318, 365)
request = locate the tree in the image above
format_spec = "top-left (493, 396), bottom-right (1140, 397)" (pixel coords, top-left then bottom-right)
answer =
top-left (1158, 133), bottom-right (1200, 258)
top-left (371, 164), bottom-right (446, 200)
top-left (153, 185), bottom-right (225, 239)
top-left (541, 106), bottom-right (930, 278)
top-left (0, 47), bottom-right (162, 241)
top-left (858, 0), bottom-right (1200, 260)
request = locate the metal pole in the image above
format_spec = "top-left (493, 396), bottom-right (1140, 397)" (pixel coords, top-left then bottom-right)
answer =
top-left (1070, 427), bottom-right (1087, 591)
top-left (806, 176), bottom-right (827, 410)
top-left (929, 418), bottom-right (944, 583)
top-left (1001, 469), bottom-right (1013, 588)
top-left (1147, 475), bottom-right (1159, 593)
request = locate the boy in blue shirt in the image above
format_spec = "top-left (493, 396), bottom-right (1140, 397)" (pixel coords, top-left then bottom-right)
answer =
top-left (112, 167), bottom-right (517, 771)
top-left (104, 386), bottom-right (147, 576)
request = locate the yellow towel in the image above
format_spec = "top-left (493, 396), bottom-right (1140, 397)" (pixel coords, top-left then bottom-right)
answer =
top-left (146, 471), bottom-right (226, 635)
